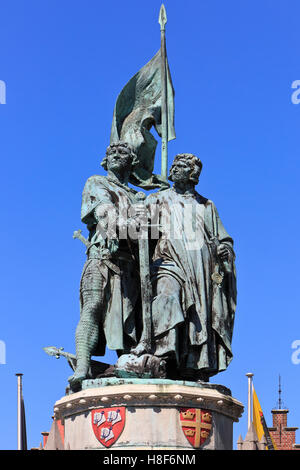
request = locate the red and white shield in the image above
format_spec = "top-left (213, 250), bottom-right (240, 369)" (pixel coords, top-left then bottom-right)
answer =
top-left (179, 408), bottom-right (212, 448)
top-left (91, 407), bottom-right (126, 448)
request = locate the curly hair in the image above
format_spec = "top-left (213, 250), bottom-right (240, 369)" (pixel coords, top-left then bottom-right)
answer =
top-left (169, 153), bottom-right (203, 184)
top-left (101, 141), bottom-right (139, 170)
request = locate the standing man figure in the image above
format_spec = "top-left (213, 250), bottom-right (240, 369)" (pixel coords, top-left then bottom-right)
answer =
top-left (69, 142), bottom-right (141, 389)
top-left (147, 153), bottom-right (237, 381)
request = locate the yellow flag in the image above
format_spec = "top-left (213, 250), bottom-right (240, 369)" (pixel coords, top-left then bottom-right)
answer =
top-left (252, 386), bottom-right (264, 440)
top-left (252, 385), bottom-right (277, 450)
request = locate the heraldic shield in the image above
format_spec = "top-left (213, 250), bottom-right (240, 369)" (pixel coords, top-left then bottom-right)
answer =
top-left (92, 407), bottom-right (126, 447)
top-left (179, 408), bottom-right (212, 448)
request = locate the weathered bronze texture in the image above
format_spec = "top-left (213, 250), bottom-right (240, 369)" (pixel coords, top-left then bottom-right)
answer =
top-left (146, 153), bottom-right (236, 382)
top-left (45, 6), bottom-right (237, 392)
top-left (68, 142), bottom-right (142, 390)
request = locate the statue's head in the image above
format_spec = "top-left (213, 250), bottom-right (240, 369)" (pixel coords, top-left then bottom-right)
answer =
top-left (101, 141), bottom-right (139, 174)
top-left (169, 153), bottom-right (203, 185)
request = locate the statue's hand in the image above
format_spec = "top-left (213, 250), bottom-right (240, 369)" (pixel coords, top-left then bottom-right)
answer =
top-left (131, 203), bottom-right (147, 228)
top-left (126, 203), bottom-right (149, 237)
top-left (217, 244), bottom-right (232, 262)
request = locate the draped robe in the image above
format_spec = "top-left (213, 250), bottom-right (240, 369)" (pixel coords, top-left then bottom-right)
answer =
top-left (147, 188), bottom-right (237, 377)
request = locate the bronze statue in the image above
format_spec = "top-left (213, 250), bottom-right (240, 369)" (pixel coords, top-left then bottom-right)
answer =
top-left (45, 5), bottom-right (237, 390)
top-left (146, 153), bottom-right (237, 381)
top-left (68, 142), bottom-right (142, 388)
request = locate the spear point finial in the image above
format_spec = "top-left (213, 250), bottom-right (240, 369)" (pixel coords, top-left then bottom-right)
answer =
top-left (159, 4), bottom-right (167, 31)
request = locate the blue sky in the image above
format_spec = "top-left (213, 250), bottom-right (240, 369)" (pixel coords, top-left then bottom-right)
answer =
top-left (1, 0), bottom-right (300, 450)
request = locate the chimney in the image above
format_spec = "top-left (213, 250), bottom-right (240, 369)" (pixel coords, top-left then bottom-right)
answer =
top-left (272, 409), bottom-right (288, 428)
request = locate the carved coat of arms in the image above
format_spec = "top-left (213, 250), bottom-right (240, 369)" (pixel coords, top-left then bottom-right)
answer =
top-left (179, 408), bottom-right (212, 448)
top-left (91, 407), bottom-right (125, 447)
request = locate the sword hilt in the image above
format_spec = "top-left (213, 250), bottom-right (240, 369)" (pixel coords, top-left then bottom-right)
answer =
top-left (73, 229), bottom-right (90, 248)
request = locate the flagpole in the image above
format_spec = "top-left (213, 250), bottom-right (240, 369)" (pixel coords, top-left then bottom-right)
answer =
top-left (16, 373), bottom-right (23, 450)
top-left (159, 4), bottom-right (168, 181)
top-left (246, 372), bottom-right (254, 430)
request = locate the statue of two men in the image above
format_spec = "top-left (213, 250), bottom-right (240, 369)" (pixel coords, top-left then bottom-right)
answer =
top-left (69, 142), bottom-right (236, 388)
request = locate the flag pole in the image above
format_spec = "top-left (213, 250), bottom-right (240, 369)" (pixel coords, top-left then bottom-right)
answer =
top-left (246, 372), bottom-right (254, 430)
top-left (159, 4), bottom-right (168, 181)
top-left (16, 373), bottom-right (23, 450)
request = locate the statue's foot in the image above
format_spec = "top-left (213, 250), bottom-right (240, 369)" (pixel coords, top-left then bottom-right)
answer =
top-left (130, 340), bottom-right (150, 357)
top-left (68, 367), bottom-right (88, 390)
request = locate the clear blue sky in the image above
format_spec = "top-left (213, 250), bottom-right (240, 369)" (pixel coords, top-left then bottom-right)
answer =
top-left (1, 0), bottom-right (300, 450)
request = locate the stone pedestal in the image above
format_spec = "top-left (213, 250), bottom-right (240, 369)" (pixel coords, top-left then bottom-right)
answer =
top-left (50, 379), bottom-right (243, 450)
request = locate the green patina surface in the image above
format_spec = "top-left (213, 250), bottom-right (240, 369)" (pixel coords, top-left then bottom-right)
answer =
top-left (62, 7), bottom-right (237, 392)
top-left (81, 377), bottom-right (232, 396)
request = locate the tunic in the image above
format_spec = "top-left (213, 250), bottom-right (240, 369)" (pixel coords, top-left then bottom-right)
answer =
top-left (80, 175), bottom-right (140, 355)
